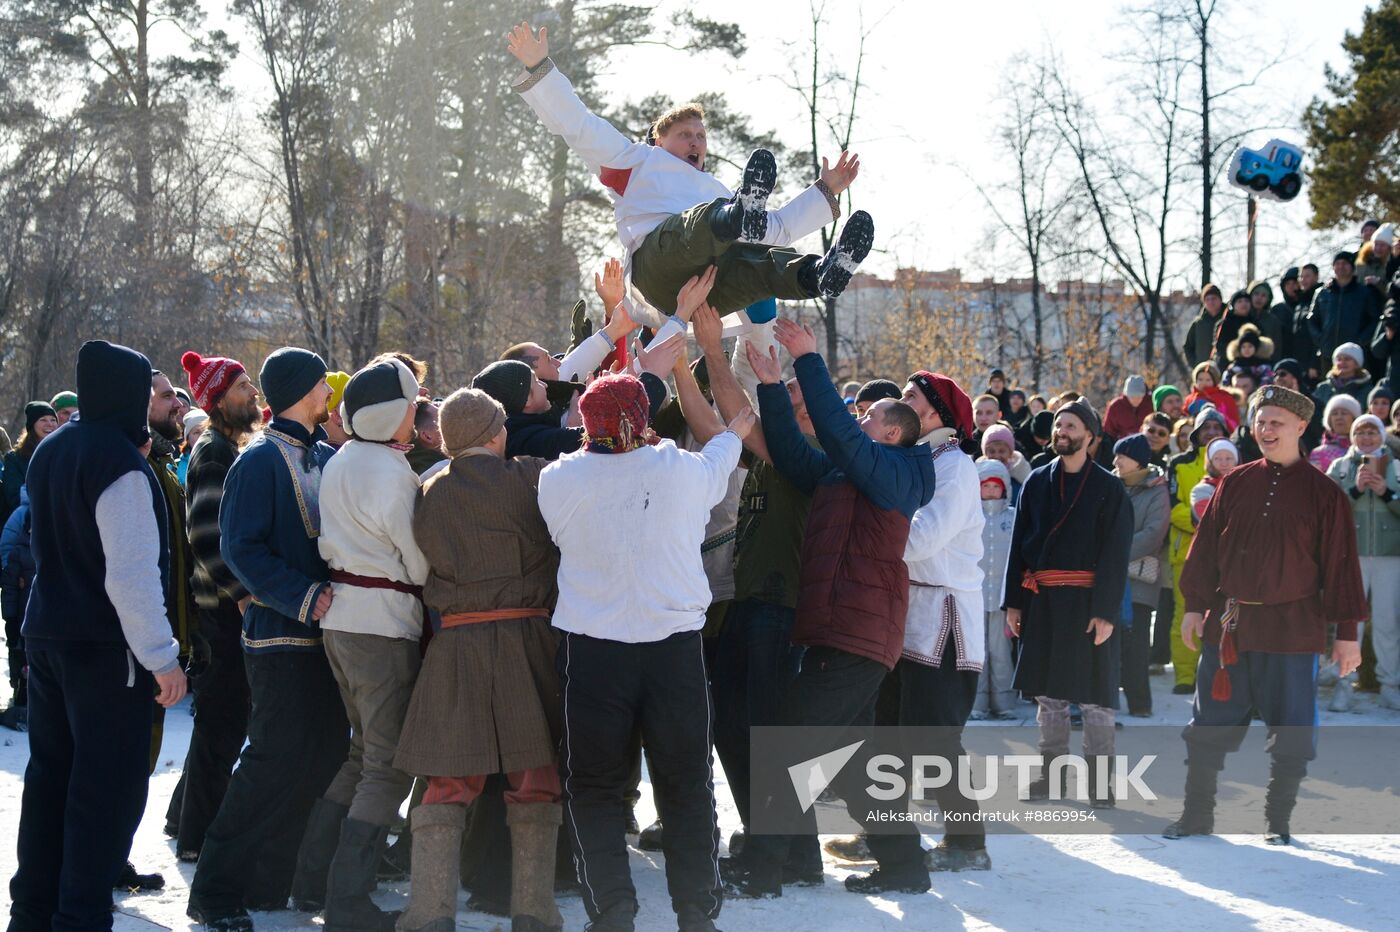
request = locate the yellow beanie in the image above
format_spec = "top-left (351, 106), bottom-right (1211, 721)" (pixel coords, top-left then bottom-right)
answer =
top-left (326, 370), bottom-right (351, 414)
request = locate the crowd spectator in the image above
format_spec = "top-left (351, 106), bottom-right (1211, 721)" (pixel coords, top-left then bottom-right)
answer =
top-left (1183, 284), bottom-right (1225, 367)
top-left (1113, 433), bottom-right (1169, 718)
top-left (2, 402), bottom-right (60, 525)
top-left (1310, 395), bottom-right (1362, 473)
top-left (1153, 385), bottom-right (1184, 422)
top-left (972, 458), bottom-right (1017, 720)
top-left (1324, 413), bottom-right (1400, 712)
top-left (1183, 363), bottom-right (1238, 431)
top-left (1303, 251), bottom-right (1381, 377)
top-left (1102, 376), bottom-right (1153, 453)
top-left (1166, 407), bottom-right (1229, 693)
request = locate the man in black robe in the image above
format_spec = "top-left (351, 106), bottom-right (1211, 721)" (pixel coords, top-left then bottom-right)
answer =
top-left (1005, 400), bottom-right (1133, 807)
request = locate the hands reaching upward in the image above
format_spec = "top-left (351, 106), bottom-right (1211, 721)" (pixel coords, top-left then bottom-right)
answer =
top-left (727, 406), bottom-right (757, 441)
top-left (507, 21), bottom-right (550, 69)
top-left (675, 266), bottom-right (718, 323)
top-left (745, 341), bottom-right (784, 386)
top-left (595, 257), bottom-right (625, 314)
top-left (819, 151), bottom-right (861, 196)
top-left (692, 303), bottom-right (725, 357)
top-left (773, 318), bottom-right (818, 359)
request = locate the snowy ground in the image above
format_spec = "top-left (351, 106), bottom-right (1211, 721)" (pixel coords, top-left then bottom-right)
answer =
top-left (2, 670), bottom-right (1398, 931)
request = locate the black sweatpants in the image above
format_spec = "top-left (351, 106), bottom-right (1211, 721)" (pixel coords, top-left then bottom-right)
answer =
top-left (168, 602), bottom-right (250, 855)
top-left (742, 645), bottom-right (889, 877)
top-left (557, 630), bottom-right (721, 923)
top-left (867, 639), bottom-right (984, 871)
top-left (189, 648), bottom-right (348, 913)
top-left (9, 647), bottom-right (155, 932)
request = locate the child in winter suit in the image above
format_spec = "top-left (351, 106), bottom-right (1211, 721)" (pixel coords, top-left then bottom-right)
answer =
top-left (973, 459), bottom-right (1018, 719)
top-left (1191, 439), bottom-right (1239, 522)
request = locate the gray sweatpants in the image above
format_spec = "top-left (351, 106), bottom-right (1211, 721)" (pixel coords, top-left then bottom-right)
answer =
top-left (322, 629), bottom-right (421, 826)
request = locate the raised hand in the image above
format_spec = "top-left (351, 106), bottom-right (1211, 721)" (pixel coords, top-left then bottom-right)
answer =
top-left (744, 340), bottom-right (783, 385)
top-left (595, 257), bottom-right (625, 313)
top-left (692, 303), bottom-right (725, 356)
top-left (727, 405), bottom-right (757, 440)
top-left (773, 318), bottom-right (817, 359)
top-left (674, 265), bottom-right (718, 323)
top-left (507, 21), bottom-right (549, 69)
top-left (604, 298), bottom-right (638, 342)
top-left (637, 334), bottom-right (685, 378)
top-left (820, 151), bottom-right (861, 196)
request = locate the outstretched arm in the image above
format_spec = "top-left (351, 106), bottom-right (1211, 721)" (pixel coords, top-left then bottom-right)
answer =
top-left (508, 21), bottom-right (640, 173)
top-left (763, 151), bottom-right (859, 247)
top-left (775, 319), bottom-right (899, 511)
top-left (694, 302), bottom-right (775, 462)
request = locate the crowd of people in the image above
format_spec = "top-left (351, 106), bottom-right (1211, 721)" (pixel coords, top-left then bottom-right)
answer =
top-left (1, 18), bottom-right (1392, 932)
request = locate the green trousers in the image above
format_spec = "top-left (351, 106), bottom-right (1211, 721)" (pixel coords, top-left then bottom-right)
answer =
top-left (631, 198), bottom-right (816, 315)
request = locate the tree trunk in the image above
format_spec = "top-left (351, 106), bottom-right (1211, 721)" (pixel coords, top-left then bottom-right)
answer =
top-left (1198, 8), bottom-right (1212, 287)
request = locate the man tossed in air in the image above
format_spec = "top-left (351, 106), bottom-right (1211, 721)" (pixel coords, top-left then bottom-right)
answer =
top-left (506, 21), bottom-right (873, 331)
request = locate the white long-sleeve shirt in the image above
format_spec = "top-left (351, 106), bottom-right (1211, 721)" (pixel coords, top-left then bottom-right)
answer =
top-left (95, 471), bottom-right (180, 675)
top-left (514, 59), bottom-right (838, 332)
top-left (538, 433), bottom-right (742, 642)
top-left (318, 440), bottom-right (431, 641)
top-left (901, 430), bottom-right (987, 670)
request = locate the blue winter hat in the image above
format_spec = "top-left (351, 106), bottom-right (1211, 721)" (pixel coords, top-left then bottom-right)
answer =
top-left (1113, 433), bottom-right (1152, 469)
top-left (260, 346), bottom-right (327, 415)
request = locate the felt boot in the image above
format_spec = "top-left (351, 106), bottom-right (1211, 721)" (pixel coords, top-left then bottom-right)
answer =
top-left (397, 805), bottom-right (465, 932)
top-left (507, 802), bottom-right (563, 930)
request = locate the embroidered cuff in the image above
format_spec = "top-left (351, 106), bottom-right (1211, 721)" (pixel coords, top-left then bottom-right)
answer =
top-left (513, 57), bottom-right (556, 94)
top-left (297, 582), bottom-right (326, 626)
top-left (815, 178), bottom-right (841, 221)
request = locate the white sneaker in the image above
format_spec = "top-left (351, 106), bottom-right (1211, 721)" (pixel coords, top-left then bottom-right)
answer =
top-left (1327, 679), bottom-right (1355, 713)
top-left (1379, 685), bottom-right (1400, 710)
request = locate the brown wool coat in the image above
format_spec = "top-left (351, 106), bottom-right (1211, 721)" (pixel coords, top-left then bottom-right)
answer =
top-left (394, 453), bottom-right (563, 777)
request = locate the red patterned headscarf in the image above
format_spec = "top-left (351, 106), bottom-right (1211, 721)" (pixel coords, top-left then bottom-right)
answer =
top-left (580, 373), bottom-right (655, 453)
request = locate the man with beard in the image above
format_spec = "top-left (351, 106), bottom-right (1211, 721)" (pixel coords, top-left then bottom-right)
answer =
top-left (166, 352), bottom-right (260, 863)
top-left (1005, 401), bottom-right (1133, 806)
top-left (189, 348), bottom-right (349, 931)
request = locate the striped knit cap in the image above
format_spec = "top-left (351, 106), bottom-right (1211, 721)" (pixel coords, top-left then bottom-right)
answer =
top-left (181, 350), bottom-right (247, 411)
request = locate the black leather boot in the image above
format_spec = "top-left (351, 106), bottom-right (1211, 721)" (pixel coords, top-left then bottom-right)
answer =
top-left (289, 797), bottom-right (349, 911)
top-left (1264, 757), bottom-right (1307, 845)
top-left (323, 817), bottom-right (400, 931)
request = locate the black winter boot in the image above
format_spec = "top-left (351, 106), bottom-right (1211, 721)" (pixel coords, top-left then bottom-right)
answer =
top-left (322, 817), bottom-right (400, 931)
top-left (708, 149), bottom-right (777, 242)
top-left (114, 861), bottom-right (165, 892)
top-left (290, 797), bottom-right (349, 911)
top-left (1087, 756), bottom-right (1116, 810)
top-left (1163, 752), bottom-right (1223, 839)
top-left (1264, 757), bottom-right (1307, 846)
top-left (810, 211), bottom-right (874, 298)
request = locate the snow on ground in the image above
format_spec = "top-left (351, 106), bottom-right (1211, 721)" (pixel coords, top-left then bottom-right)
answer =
top-left (2, 670), bottom-right (1397, 931)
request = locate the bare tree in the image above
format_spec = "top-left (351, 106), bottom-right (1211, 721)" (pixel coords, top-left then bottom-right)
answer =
top-left (966, 60), bottom-right (1076, 390)
top-left (1039, 32), bottom-right (1193, 379)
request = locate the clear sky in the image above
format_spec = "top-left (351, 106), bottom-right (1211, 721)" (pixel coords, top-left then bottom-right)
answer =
top-left (208, 0), bottom-right (1378, 291)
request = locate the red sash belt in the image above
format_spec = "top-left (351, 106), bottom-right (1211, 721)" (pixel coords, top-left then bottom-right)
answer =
top-left (328, 570), bottom-right (431, 650)
top-left (1021, 570), bottom-right (1096, 595)
top-left (440, 608), bottom-right (550, 629)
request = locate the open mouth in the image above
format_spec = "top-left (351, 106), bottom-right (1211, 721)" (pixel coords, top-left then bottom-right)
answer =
top-left (686, 153), bottom-right (700, 166)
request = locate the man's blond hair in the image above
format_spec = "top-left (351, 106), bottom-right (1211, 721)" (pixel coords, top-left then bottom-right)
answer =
top-left (652, 102), bottom-right (706, 140)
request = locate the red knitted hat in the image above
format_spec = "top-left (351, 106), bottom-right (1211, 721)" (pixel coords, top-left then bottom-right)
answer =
top-left (909, 371), bottom-right (974, 438)
top-left (580, 373), bottom-right (651, 452)
top-left (181, 350), bottom-right (247, 411)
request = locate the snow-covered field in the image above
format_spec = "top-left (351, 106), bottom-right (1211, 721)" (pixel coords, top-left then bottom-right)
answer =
top-left (2, 671), bottom-right (1397, 931)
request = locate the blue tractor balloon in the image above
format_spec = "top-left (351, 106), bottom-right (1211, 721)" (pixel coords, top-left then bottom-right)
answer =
top-left (1228, 138), bottom-right (1305, 202)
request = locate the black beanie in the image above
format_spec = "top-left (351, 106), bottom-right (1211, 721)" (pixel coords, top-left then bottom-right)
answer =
top-left (855, 378), bottom-right (901, 406)
top-left (74, 340), bottom-right (152, 446)
top-left (24, 401), bottom-right (56, 433)
top-left (260, 346), bottom-right (327, 415)
top-left (1032, 409), bottom-right (1054, 440)
top-left (472, 360), bottom-right (534, 416)
top-left (1273, 358), bottom-right (1303, 381)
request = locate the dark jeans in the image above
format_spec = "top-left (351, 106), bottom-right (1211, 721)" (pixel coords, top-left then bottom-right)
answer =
top-left (557, 631), bottom-right (721, 923)
top-left (167, 602), bottom-right (250, 855)
top-left (743, 645), bottom-right (889, 876)
top-left (1183, 644), bottom-right (1318, 764)
top-left (867, 641), bottom-right (984, 870)
top-left (1151, 586), bottom-right (1173, 666)
top-left (710, 598), bottom-right (804, 830)
top-left (189, 648), bottom-right (348, 914)
top-left (9, 647), bottom-right (154, 932)
top-left (1120, 602), bottom-right (1154, 714)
